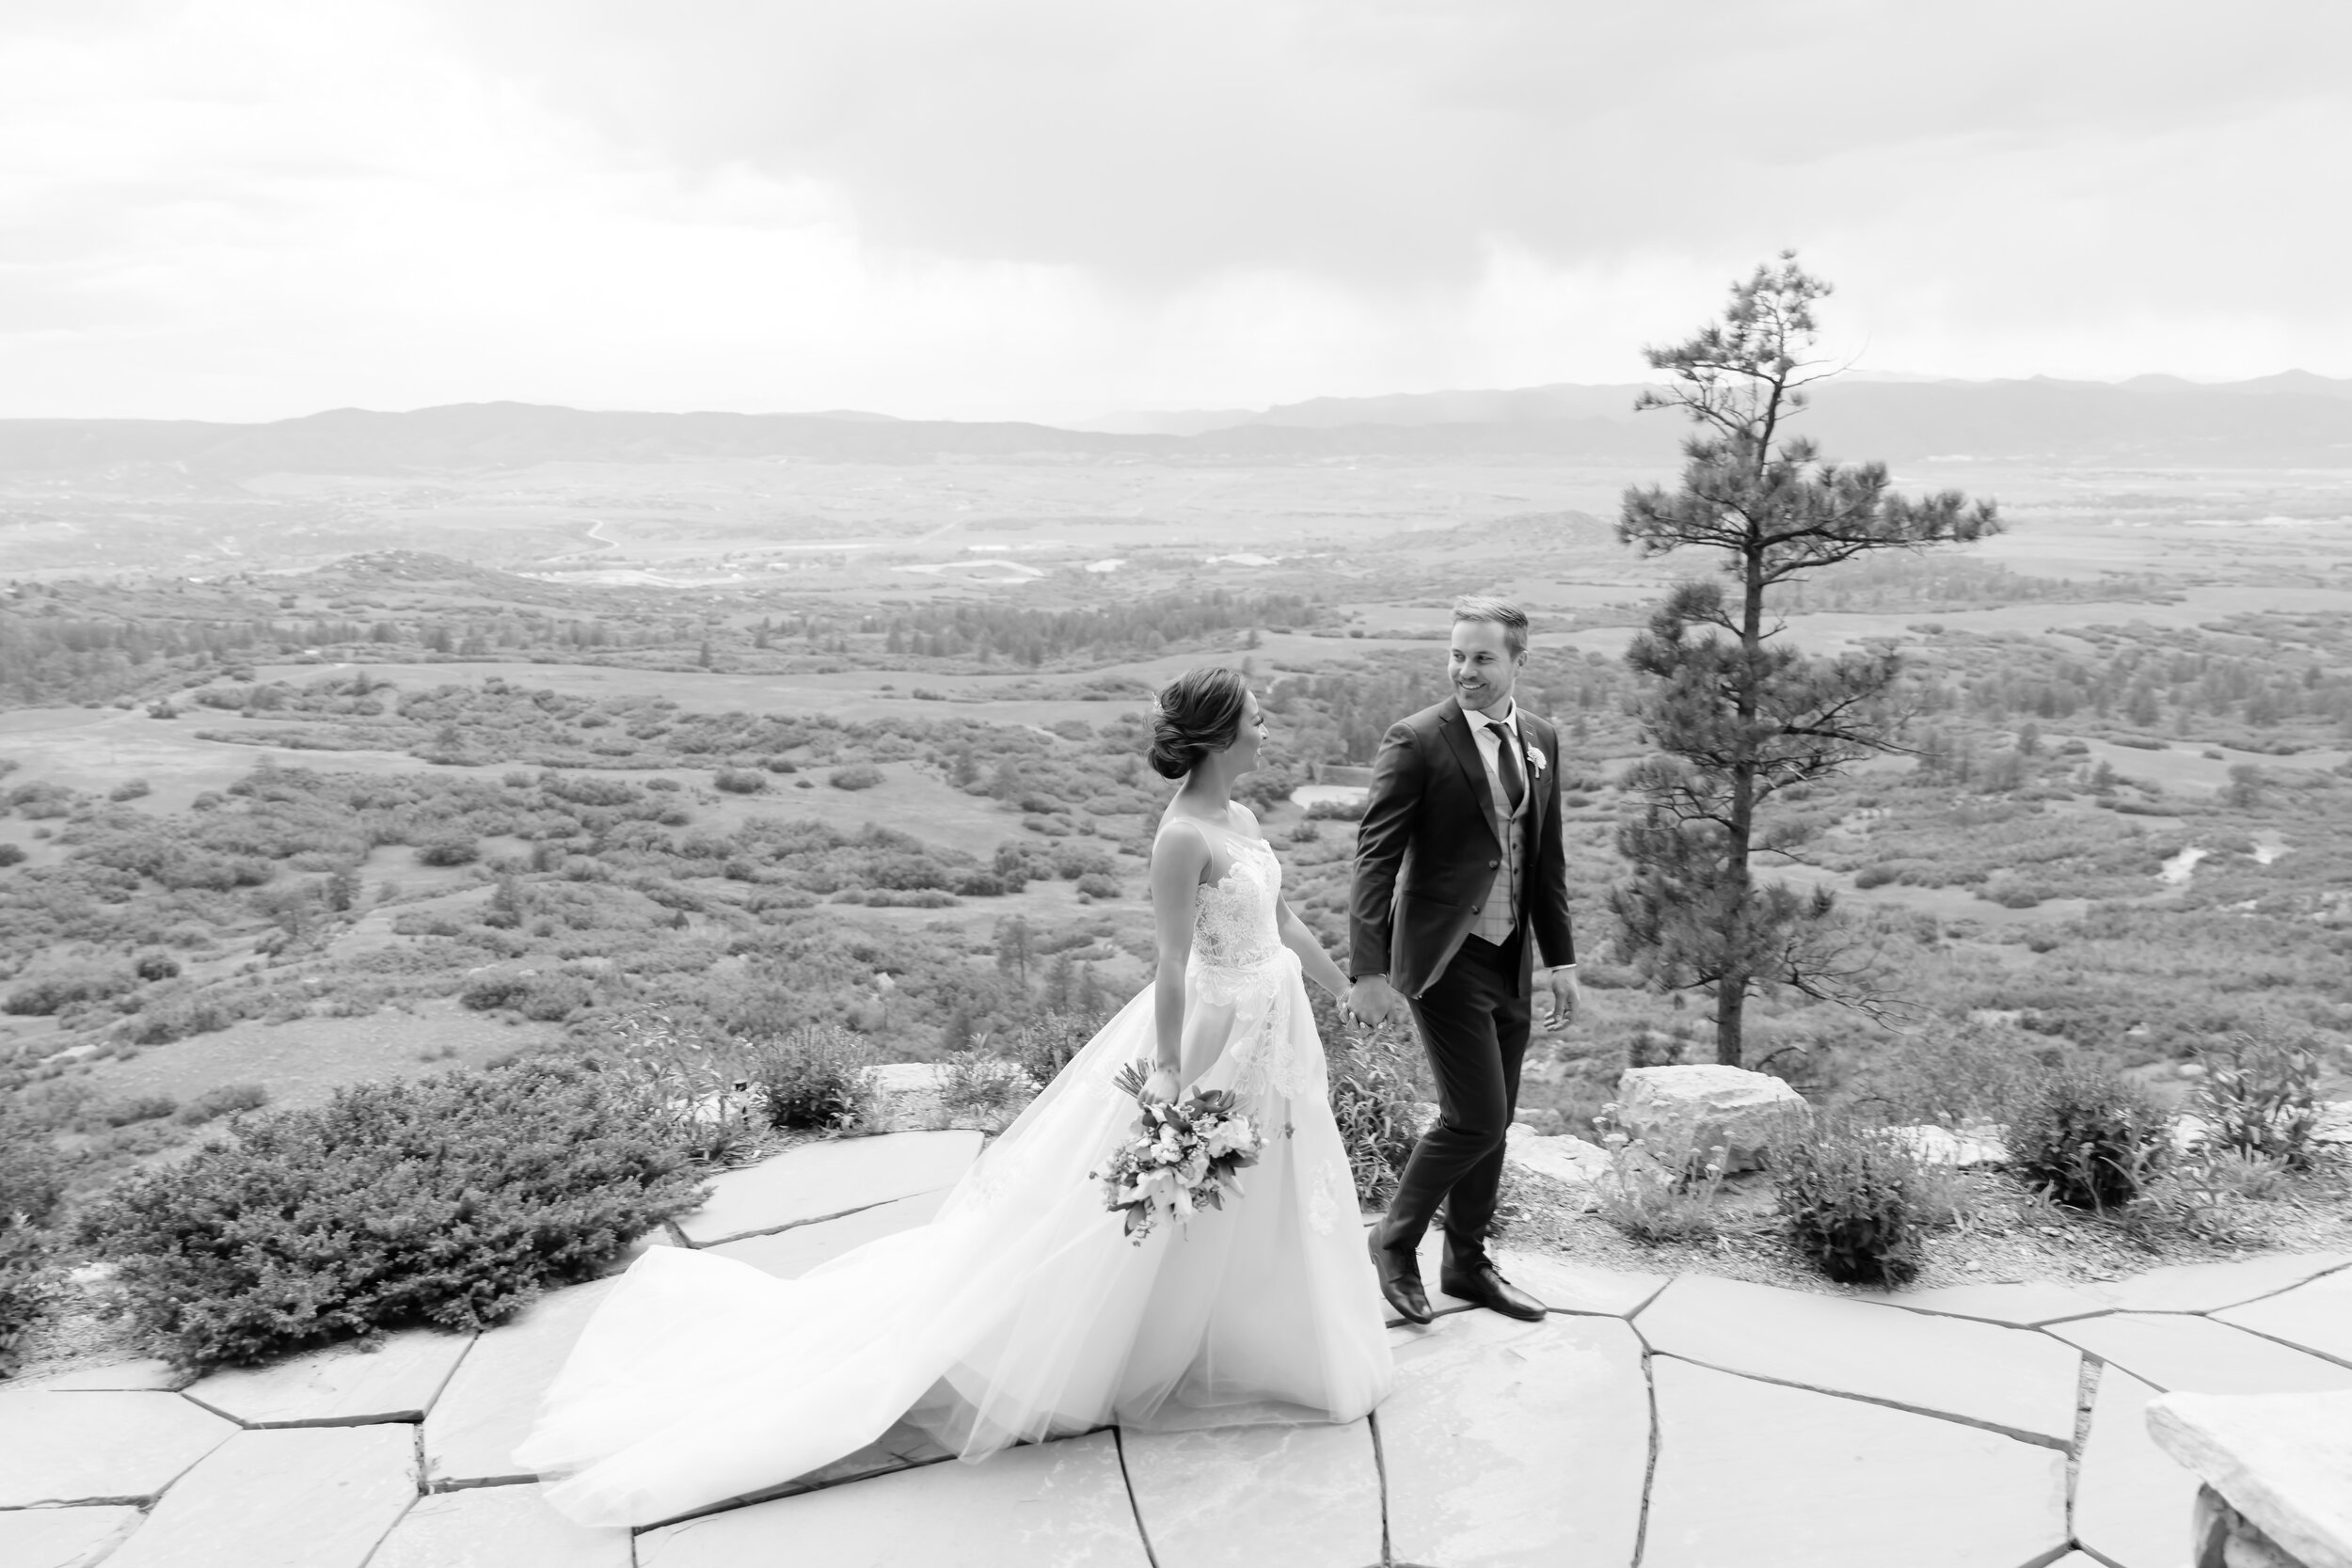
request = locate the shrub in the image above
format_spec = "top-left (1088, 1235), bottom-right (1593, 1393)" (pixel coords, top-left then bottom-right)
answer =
top-left (100, 1094), bottom-right (180, 1127)
top-left (1777, 1116), bottom-right (1931, 1287)
top-left (76, 1058), bottom-right (707, 1369)
top-left (177, 1082), bottom-right (270, 1124)
top-left (0, 1110), bottom-right (64, 1227)
top-left (1005, 1012), bottom-right (1093, 1088)
top-left (0, 843), bottom-right (24, 867)
top-left (1327, 1029), bottom-right (1424, 1206)
top-left (2191, 1030), bottom-right (2326, 1170)
top-left (1304, 797), bottom-right (1367, 821)
top-left (135, 952), bottom-right (183, 982)
top-left (108, 778), bottom-right (152, 801)
top-left (744, 1024), bottom-right (879, 1131)
top-left (2006, 1062), bottom-right (2172, 1212)
top-left (1844, 1023), bottom-right (2035, 1131)
top-left (5, 967), bottom-right (135, 1016)
top-left (0, 1227), bottom-right (55, 1378)
top-left (458, 972), bottom-right (532, 1011)
top-left (937, 1055), bottom-right (1033, 1120)
top-left (829, 765), bottom-right (885, 791)
top-left (1073, 872), bottom-right (1121, 898)
top-left (712, 767), bottom-right (767, 794)
top-left (415, 837), bottom-right (479, 867)
top-left (1591, 1102), bottom-right (1731, 1244)
top-left (517, 974), bottom-right (595, 1022)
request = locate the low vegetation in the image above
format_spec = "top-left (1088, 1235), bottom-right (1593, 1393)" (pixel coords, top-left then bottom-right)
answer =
top-left (74, 1058), bottom-right (708, 1369)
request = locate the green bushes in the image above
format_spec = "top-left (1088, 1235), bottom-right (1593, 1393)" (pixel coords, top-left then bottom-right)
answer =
top-left (2006, 1063), bottom-right (2172, 1212)
top-left (1326, 1028), bottom-right (1424, 1206)
top-left (829, 765), bottom-right (885, 791)
top-left (1073, 872), bottom-right (1121, 898)
top-left (2191, 1030), bottom-right (2326, 1170)
top-left (712, 767), bottom-right (767, 794)
top-left (415, 836), bottom-right (480, 866)
top-left (744, 1024), bottom-right (878, 1131)
top-left (1777, 1117), bottom-right (1932, 1287)
top-left (99, 1093), bottom-right (179, 1127)
top-left (5, 967), bottom-right (135, 1016)
top-left (1004, 1012), bottom-right (1092, 1087)
top-left (176, 1082), bottom-right (269, 1124)
top-left (76, 1058), bottom-right (707, 1369)
top-left (937, 1054), bottom-right (1032, 1119)
top-left (459, 969), bottom-right (596, 1021)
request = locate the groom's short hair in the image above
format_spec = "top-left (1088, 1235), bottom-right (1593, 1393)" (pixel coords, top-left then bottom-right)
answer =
top-left (1452, 595), bottom-right (1528, 657)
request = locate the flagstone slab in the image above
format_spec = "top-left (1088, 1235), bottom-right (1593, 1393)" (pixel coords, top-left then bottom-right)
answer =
top-left (1490, 1250), bottom-right (1668, 1318)
top-left (2215, 1268), bottom-right (2352, 1367)
top-left (0, 1504), bottom-right (144, 1568)
top-left (673, 1130), bottom-right (982, 1245)
top-left (2046, 1313), bottom-right (2352, 1396)
top-left (1379, 1313), bottom-right (1647, 1568)
top-left (368, 1481), bottom-right (632, 1568)
top-left (38, 1358), bottom-right (190, 1392)
top-left (424, 1276), bottom-right (617, 1487)
top-left (0, 1388), bottom-right (237, 1506)
top-left (1374, 1229), bottom-right (1665, 1324)
top-left (184, 1328), bottom-right (474, 1427)
top-left (2085, 1252), bottom-right (2351, 1315)
top-left (1870, 1279), bottom-right (2110, 1327)
top-left (2075, 1368), bottom-right (2198, 1568)
top-left (2147, 1390), bottom-right (2352, 1568)
top-left (1121, 1418), bottom-right (1381, 1568)
top-left (102, 1425), bottom-right (418, 1568)
top-left (1644, 1357), bottom-right (2069, 1568)
top-left (1635, 1274), bottom-right (2081, 1441)
top-left (636, 1431), bottom-right (1147, 1568)
top-left (707, 1190), bottom-right (950, 1278)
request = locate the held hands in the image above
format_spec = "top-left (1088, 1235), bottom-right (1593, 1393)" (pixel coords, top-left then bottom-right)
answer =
top-left (1343, 974), bottom-right (1404, 1030)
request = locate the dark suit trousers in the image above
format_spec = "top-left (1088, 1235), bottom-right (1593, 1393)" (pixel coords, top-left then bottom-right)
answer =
top-left (1382, 931), bottom-right (1530, 1265)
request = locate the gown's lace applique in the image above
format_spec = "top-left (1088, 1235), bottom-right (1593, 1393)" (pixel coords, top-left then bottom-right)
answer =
top-left (1306, 1148), bottom-right (1350, 1237)
top-left (1187, 836), bottom-right (1324, 1106)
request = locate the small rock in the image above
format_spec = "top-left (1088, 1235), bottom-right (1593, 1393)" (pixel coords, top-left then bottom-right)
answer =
top-left (1614, 1065), bottom-right (1810, 1173)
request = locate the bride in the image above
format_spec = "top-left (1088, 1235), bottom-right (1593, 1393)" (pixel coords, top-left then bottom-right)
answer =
top-left (515, 667), bottom-right (1395, 1527)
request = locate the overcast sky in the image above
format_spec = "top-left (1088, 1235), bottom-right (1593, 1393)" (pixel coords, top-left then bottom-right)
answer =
top-left (5, 1), bottom-right (2347, 423)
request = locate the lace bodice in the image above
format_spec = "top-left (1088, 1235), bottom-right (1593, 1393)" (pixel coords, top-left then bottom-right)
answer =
top-left (1190, 832), bottom-right (1283, 973)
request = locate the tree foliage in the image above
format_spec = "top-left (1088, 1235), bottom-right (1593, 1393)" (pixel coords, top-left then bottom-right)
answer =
top-left (1610, 255), bottom-right (1999, 1065)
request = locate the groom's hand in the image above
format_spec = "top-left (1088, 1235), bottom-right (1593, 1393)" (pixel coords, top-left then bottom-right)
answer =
top-left (1345, 974), bottom-right (1402, 1029)
top-left (1540, 967), bottom-right (1581, 1032)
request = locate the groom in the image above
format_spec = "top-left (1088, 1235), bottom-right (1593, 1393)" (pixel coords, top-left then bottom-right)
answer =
top-left (1346, 596), bottom-right (1580, 1324)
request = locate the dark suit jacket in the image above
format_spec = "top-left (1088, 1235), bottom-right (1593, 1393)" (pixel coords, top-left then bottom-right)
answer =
top-left (1348, 697), bottom-right (1575, 999)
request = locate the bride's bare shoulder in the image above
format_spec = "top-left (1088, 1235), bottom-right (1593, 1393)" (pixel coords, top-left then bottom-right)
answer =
top-left (1151, 815), bottom-right (1215, 864)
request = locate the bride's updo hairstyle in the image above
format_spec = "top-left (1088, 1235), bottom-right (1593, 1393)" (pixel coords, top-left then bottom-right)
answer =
top-left (1149, 667), bottom-right (1249, 780)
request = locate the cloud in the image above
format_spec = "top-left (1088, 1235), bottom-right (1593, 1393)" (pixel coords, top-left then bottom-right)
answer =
top-left (0, 0), bottom-right (2345, 420)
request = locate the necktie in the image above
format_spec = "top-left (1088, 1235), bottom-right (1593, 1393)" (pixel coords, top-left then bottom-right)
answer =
top-left (1486, 719), bottom-right (1524, 813)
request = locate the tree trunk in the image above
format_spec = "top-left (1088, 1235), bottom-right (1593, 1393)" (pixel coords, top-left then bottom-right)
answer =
top-left (1714, 533), bottom-right (1768, 1068)
top-left (1714, 978), bottom-right (1746, 1068)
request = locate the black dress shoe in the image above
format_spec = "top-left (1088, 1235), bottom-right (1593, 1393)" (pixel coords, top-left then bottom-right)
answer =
top-left (1438, 1262), bottom-right (1547, 1322)
top-left (1368, 1229), bottom-right (1433, 1324)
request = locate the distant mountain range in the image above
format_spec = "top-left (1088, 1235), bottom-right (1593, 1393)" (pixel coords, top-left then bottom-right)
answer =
top-left (5, 372), bottom-right (2351, 476)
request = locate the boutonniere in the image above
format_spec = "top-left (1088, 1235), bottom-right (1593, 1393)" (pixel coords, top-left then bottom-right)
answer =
top-left (1523, 741), bottom-right (1546, 777)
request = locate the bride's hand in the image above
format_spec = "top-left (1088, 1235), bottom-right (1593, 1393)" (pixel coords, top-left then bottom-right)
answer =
top-left (1141, 1067), bottom-right (1183, 1106)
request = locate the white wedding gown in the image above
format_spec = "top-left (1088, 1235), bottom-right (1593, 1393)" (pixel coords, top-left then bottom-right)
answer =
top-left (514, 822), bottom-right (1395, 1527)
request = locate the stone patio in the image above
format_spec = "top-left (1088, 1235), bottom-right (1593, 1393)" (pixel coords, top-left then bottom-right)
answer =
top-left (7, 1129), bottom-right (2350, 1567)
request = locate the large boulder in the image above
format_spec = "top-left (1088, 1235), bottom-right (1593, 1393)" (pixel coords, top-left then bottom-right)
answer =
top-left (1613, 1065), bottom-right (1810, 1173)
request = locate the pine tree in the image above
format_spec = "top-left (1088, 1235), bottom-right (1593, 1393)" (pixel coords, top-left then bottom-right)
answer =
top-left (1610, 255), bottom-right (1999, 1066)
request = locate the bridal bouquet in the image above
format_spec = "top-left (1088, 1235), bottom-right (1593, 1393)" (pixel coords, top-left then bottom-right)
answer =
top-left (1092, 1062), bottom-right (1262, 1243)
